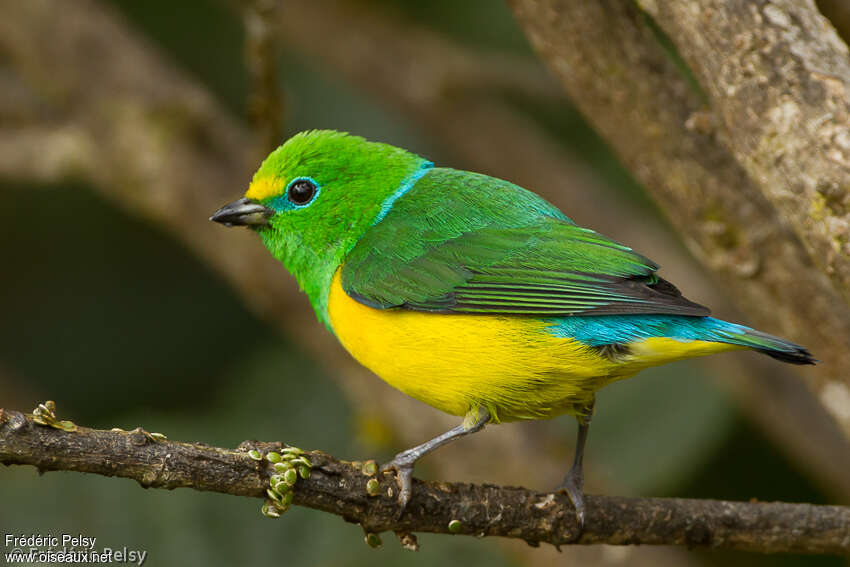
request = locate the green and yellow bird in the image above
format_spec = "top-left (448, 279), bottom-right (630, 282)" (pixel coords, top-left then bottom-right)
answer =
top-left (212, 130), bottom-right (813, 525)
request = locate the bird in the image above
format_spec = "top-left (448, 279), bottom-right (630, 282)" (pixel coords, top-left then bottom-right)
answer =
top-left (211, 130), bottom-right (814, 527)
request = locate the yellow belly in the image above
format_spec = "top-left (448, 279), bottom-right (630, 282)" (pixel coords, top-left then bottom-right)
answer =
top-left (326, 270), bottom-right (739, 421)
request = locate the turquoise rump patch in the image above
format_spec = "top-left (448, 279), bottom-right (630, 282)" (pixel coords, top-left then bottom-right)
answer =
top-left (544, 315), bottom-right (752, 347)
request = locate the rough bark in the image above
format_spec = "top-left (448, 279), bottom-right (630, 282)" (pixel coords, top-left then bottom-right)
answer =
top-left (639, 0), bottom-right (850, 302)
top-left (2, 408), bottom-right (848, 555)
top-left (509, 0), bottom-right (850, 437)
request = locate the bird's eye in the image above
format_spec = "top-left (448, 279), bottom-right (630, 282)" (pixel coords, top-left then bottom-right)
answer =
top-left (288, 179), bottom-right (317, 206)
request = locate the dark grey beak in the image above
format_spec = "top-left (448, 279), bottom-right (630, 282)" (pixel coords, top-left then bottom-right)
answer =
top-left (210, 197), bottom-right (274, 227)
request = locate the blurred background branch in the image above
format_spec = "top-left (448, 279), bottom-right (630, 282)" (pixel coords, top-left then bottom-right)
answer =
top-left (241, 0), bottom-right (283, 156)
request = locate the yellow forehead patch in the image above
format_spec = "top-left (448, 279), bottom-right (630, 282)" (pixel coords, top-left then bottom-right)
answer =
top-left (245, 176), bottom-right (286, 201)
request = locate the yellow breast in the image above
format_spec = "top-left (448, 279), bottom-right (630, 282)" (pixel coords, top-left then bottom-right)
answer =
top-left (327, 270), bottom-right (622, 421)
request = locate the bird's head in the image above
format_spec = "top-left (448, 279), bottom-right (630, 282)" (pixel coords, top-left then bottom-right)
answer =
top-left (211, 130), bottom-right (432, 325)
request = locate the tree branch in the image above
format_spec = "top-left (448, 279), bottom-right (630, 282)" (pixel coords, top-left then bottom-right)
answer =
top-left (509, 0), bottom-right (850, 437)
top-left (637, 0), bottom-right (850, 304)
top-left (241, 0), bottom-right (284, 156)
top-left (2, 407), bottom-right (848, 555)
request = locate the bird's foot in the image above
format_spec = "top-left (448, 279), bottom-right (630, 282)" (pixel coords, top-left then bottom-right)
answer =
top-left (380, 449), bottom-right (418, 515)
top-left (557, 466), bottom-right (586, 531)
top-left (378, 410), bottom-right (489, 517)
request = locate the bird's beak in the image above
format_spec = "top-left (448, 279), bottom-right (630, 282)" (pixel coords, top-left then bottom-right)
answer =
top-left (210, 197), bottom-right (274, 227)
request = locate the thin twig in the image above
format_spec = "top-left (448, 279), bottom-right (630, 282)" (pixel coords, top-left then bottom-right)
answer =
top-left (1, 408), bottom-right (848, 554)
top-left (242, 0), bottom-right (283, 155)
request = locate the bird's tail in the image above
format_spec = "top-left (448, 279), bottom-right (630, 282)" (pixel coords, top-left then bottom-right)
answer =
top-left (712, 320), bottom-right (815, 365)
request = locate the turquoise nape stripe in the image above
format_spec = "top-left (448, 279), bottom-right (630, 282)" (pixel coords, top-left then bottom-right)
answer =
top-left (372, 160), bottom-right (434, 226)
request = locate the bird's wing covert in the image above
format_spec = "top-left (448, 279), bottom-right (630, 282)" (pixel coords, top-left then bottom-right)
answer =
top-left (341, 169), bottom-right (709, 317)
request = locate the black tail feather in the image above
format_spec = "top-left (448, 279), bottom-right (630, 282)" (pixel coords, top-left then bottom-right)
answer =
top-left (758, 346), bottom-right (816, 365)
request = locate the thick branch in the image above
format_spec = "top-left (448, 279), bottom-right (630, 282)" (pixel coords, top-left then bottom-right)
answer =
top-left (2, 408), bottom-right (848, 555)
top-left (509, 0), bottom-right (850, 436)
top-left (637, 0), bottom-right (850, 303)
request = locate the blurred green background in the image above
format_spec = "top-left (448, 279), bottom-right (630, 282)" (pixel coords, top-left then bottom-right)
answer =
top-left (0, 1), bottom-right (840, 566)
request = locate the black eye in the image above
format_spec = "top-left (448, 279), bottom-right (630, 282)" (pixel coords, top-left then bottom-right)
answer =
top-left (288, 179), bottom-right (317, 206)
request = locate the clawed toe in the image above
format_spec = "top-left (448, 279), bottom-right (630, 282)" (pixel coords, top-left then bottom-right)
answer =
top-left (558, 486), bottom-right (585, 530)
top-left (559, 411), bottom-right (591, 534)
top-left (381, 458), bottom-right (415, 513)
top-left (557, 469), bottom-right (586, 531)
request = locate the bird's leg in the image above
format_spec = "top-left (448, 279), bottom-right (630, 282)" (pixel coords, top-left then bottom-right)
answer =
top-left (557, 399), bottom-right (595, 529)
top-left (381, 406), bottom-right (490, 513)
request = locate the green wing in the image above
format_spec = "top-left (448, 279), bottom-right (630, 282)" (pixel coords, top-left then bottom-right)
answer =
top-left (341, 168), bottom-right (709, 317)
